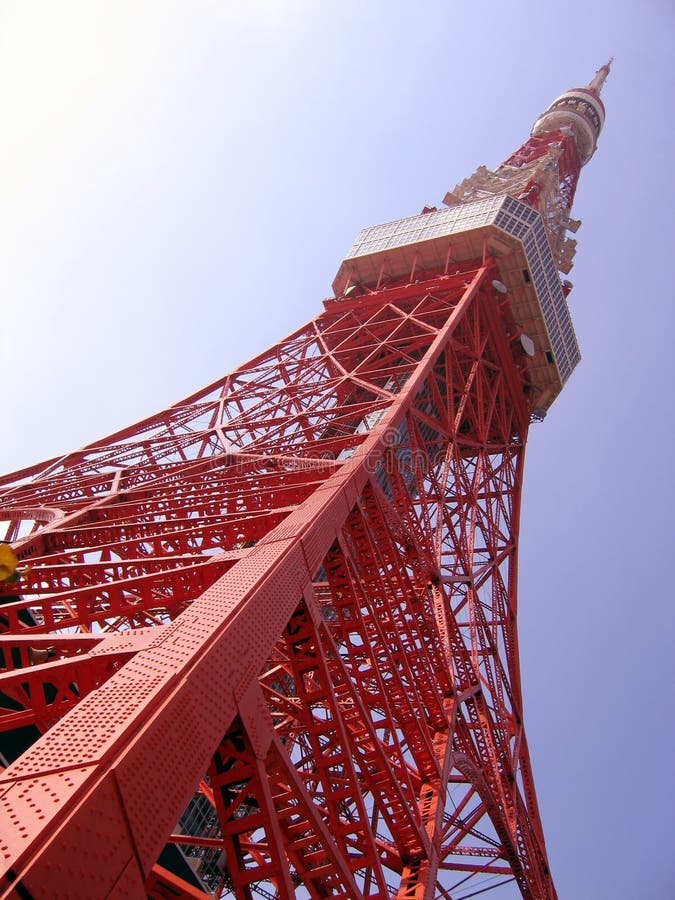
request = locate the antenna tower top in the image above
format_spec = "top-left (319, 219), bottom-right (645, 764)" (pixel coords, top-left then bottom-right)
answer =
top-left (532, 60), bottom-right (613, 164)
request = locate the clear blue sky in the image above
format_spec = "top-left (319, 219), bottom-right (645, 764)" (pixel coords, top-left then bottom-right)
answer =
top-left (1, 2), bottom-right (673, 897)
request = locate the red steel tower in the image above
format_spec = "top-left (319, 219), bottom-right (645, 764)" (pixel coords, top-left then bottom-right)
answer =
top-left (0, 64), bottom-right (610, 899)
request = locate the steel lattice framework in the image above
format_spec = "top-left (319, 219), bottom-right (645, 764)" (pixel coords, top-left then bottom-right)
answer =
top-left (0, 66), bottom-right (610, 899)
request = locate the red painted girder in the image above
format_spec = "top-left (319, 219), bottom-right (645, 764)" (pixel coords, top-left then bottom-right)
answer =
top-left (146, 863), bottom-right (212, 899)
top-left (0, 628), bottom-right (162, 733)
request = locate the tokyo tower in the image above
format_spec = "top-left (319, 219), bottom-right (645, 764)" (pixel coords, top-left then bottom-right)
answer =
top-left (0, 64), bottom-right (610, 899)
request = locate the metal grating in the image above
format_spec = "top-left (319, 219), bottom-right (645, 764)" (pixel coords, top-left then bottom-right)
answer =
top-left (495, 196), bottom-right (580, 383)
top-left (345, 197), bottom-right (504, 258)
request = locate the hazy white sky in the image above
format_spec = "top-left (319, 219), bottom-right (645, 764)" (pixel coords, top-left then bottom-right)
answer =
top-left (1, 2), bottom-right (674, 897)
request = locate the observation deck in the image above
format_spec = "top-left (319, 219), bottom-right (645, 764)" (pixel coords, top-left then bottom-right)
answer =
top-left (333, 195), bottom-right (580, 413)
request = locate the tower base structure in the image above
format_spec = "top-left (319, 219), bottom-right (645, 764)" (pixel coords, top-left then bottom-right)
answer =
top-left (0, 62), bottom-right (614, 897)
top-left (0, 255), bottom-right (554, 898)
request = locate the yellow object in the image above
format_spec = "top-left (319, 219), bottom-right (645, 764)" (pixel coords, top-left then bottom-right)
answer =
top-left (0, 544), bottom-right (19, 582)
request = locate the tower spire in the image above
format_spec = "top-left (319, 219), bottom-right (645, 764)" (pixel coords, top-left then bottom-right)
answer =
top-left (531, 62), bottom-right (612, 165)
top-left (587, 58), bottom-right (613, 97)
top-left (444, 66), bottom-right (611, 273)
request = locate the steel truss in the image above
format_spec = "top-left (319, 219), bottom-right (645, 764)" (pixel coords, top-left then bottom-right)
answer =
top-left (0, 262), bottom-right (556, 898)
